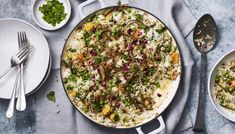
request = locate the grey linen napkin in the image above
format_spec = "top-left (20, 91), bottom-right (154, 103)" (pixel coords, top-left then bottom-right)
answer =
top-left (35, 0), bottom-right (196, 134)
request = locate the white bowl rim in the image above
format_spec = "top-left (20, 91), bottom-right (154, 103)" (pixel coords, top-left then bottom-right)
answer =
top-left (208, 49), bottom-right (235, 122)
top-left (32, 0), bottom-right (71, 31)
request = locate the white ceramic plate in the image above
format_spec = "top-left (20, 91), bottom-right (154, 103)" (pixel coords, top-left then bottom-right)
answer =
top-left (208, 49), bottom-right (235, 122)
top-left (28, 56), bottom-right (52, 96)
top-left (32, 0), bottom-right (71, 31)
top-left (0, 18), bottom-right (50, 99)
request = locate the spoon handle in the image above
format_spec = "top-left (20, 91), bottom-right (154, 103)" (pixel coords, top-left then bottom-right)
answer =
top-left (194, 53), bottom-right (206, 132)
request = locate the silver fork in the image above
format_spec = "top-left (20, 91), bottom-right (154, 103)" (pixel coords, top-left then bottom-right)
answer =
top-left (5, 43), bottom-right (33, 118)
top-left (16, 32), bottom-right (28, 111)
top-left (5, 71), bottom-right (20, 118)
top-left (0, 45), bottom-right (32, 79)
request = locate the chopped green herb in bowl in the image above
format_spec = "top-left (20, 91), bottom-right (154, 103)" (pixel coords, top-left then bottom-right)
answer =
top-left (39, 0), bottom-right (67, 26)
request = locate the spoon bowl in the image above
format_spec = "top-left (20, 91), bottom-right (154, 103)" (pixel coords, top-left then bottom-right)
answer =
top-left (193, 14), bottom-right (217, 53)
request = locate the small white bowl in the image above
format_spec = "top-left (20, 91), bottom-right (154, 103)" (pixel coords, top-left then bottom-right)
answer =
top-left (208, 49), bottom-right (235, 122)
top-left (32, 0), bottom-right (71, 31)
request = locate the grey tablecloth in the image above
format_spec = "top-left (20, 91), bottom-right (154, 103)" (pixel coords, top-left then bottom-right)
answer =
top-left (35, 0), bottom-right (196, 134)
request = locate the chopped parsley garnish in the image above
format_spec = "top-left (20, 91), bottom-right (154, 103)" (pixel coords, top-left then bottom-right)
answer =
top-left (47, 91), bottom-right (56, 103)
top-left (223, 71), bottom-right (229, 78)
top-left (66, 85), bottom-right (73, 90)
top-left (123, 98), bottom-right (131, 106)
top-left (63, 78), bottom-right (68, 83)
top-left (112, 113), bottom-right (120, 122)
top-left (155, 27), bottom-right (167, 34)
top-left (70, 68), bottom-right (78, 74)
top-left (62, 60), bottom-right (69, 67)
top-left (141, 77), bottom-right (149, 85)
top-left (79, 70), bottom-right (92, 81)
top-left (135, 14), bottom-right (143, 21)
top-left (84, 31), bottom-right (92, 38)
top-left (116, 78), bottom-right (122, 84)
top-left (84, 31), bottom-right (92, 46)
top-left (164, 44), bottom-right (172, 52)
top-left (82, 106), bottom-right (89, 113)
top-left (95, 30), bottom-right (103, 40)
top-left (70, 49), bottom-right (76, 52)
top-left (121, 53), bottom-right (128, 60)
top-left (117, 0), bottom-right (122, 6)
top-left (140, 24), bottom-right (147, 30)
top-left (68, 74), bottom-right (77, 82)
top-left (93, 100), bottom-right (104, 112)
top-left (39, 0), bottom-right (67, 26)
top-left (94, 56), bottom-right (103, 64)
top-left (111, 28), bottom-right (117, 36)
top-left (85, 38), bottom-right (91, 46)
top-left (148, 67), bottom-right (157, 76)
top-left (215, 74), bottom-right (221, 83)
top-left (155, 82), bottom-right (160, 88)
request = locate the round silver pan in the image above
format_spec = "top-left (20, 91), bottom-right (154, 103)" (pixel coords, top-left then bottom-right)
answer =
top-left (60, 3), bottom-right (182, 131)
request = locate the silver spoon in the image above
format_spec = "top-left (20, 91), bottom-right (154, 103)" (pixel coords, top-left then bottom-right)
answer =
top-left (193, 14), bottom-right (217, 132)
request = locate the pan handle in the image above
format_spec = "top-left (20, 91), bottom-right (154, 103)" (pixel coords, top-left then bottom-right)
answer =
top-left (136, 116), bottom-right (165, 134)
top-left (120, 0), bottom-right (129, 5)
top-left (78, 0), bottom-right (106, 19)
top-left (78, 0), bottom-right (129, 19)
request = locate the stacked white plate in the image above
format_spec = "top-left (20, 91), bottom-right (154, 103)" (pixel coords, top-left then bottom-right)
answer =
top-left (0, 18), bottom-right (51, 99)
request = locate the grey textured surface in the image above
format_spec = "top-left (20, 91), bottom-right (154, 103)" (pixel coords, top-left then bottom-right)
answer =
top-left (0, 0), bottom-right (235, 134)
top-left (182, 0), bottom-right (235, 133)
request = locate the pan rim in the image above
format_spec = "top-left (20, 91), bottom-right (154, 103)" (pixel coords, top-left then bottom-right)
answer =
top-left (60, 5), bottom-right (183, 129)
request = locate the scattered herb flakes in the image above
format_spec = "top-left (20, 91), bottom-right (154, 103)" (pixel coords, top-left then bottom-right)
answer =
top-left (94, 56), bottom-right (102, 64)
top-left (47, 91), bottom-right (56, 103)
top-left (57, 110), bottom-right (60, 114)
top-left (135, 14), bottom-right (143, 21)
top-left (117, 0), bottom-right (122, 6)
top-left (39, 0), bottom-right (67, 26)
top-left (155, 27), bottom-right (167, 34)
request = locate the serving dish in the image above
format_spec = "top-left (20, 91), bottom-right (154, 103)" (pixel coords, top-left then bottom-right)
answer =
top-left (27, 56), bottom-right (52, 96)
top-left (32, 0), bottom-right (71, 31)
top-left (208, 49), bottom-right (235, 122)
top-left (0, 18), bottom-right (50, 99)
top-left (60, 0), bottom-right (182, 133)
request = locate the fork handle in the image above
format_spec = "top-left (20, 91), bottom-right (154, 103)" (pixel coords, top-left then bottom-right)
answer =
top-left (0, 66), bottom-right (13, 79)
top-left (6, 71), bottom-right (20, 118)
top-left (16, 64), bottom-right (26, 111)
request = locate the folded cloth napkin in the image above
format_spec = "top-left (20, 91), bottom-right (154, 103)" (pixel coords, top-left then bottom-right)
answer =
top-left (35, 0), bottom-right (196, 133)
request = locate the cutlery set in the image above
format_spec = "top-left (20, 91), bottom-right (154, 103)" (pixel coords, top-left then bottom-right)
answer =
top-left (0, 31), bottom-right (34, 118)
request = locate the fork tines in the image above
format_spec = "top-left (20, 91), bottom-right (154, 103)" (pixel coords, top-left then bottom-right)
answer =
top-left (17, 31), bottom-right (34, 60)
top-left (18, 31), bottom-right (28, 49)
top-left (15, 44), bottom-right (33, 61)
